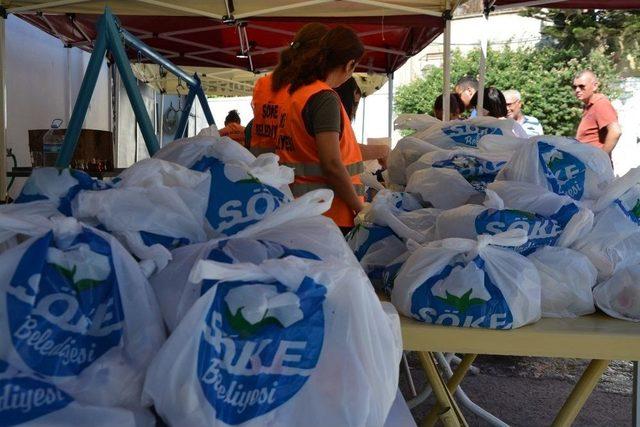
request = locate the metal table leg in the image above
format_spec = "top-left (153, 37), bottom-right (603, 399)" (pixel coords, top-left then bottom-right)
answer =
top-left (633, 361), bottom-right (640, 427)
top-left (417, 352), bottom-right (468, 427)
top-left (552, 359), bottom-right (609, 427)
top-left (423, 354), bottom-right (477, 427)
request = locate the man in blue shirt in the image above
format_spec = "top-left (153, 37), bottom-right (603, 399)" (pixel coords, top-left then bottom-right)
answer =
top-left (504, 89), bottom-right (543, 136)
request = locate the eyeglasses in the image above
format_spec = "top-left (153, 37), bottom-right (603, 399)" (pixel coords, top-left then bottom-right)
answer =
top-left (572, 84), bottom-right (586, 90)
top-left (506, 101), bottom-right (520, 107)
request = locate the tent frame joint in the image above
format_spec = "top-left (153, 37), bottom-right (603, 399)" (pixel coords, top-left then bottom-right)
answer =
top-left (442, 9), bottom-right (453, 21)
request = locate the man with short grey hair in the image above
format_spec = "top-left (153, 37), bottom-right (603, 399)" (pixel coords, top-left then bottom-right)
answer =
top-left (504, 89), bottom-right (543, 136)
top-left (573, 70), bottom-right (621, 154)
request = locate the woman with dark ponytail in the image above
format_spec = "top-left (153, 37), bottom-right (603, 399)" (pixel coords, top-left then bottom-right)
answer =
top-left (249, 23), bottom-right (329, 156)
top-left (276, 26), bottom-right (365, 233)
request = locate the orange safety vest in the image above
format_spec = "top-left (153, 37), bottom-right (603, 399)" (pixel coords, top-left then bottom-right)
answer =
top-left (250, 74), bottom-right (288, 156)
top-left (219, 122), bottom-right (246, 145)
top-left (276, 80), bottom-right (364, 227)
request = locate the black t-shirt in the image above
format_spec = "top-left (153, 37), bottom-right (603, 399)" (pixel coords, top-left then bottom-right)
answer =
top-left (301, 90), bottom-right (344, 138)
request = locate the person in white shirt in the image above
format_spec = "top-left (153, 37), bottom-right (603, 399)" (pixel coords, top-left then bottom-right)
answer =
top-left (504, 89), bottom-right (544, 136)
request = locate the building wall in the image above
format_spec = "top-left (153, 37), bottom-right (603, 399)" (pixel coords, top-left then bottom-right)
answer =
top-left (612, 78), bottom-right (640, 176)
top-left (4, 15), bottom-right (110, 197)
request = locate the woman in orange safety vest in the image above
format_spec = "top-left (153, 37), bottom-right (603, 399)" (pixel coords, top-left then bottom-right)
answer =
top-left (249, 23), bottom-right (329, 157)
top-left (275, 26), bottom-right (365, 234)
top-left (218, 110), bottom-right (245, 145)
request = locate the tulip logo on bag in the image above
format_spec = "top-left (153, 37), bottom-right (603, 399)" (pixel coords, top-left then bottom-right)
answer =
top-left (198, 276), bottom-right (326, 424)
top-left (615, 196), bottom-right (640, 226)
top-left (410, 258), bottom-right (514, 329)
top-left (441, 125), bottom-right (504, 147)
top-left (538, 141), bottom-right (586, 200)
top-left (432, 155), bottom-right (506, 191)
top-left (6, 230), bottom-right (124, 377)
top-left (0, 360), bottom-right (73, 426)
top-left (191, 157), bottom-right (287, 235)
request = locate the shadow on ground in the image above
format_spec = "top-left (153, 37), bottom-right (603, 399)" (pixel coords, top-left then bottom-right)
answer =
top-left (399, 354), bottom-right (633, 426)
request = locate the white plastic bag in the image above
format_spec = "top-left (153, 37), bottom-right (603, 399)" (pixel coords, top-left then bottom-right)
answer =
top-left (593, 265), bottom-right (640, 322)
top-left (391, 230), bottom-right (541, 329)
top-left (572, 167), bottom-right (640, 280)
top-left (154, 135), bottom-right (295, 235)
top-left (394, 114), bottom-right (440, 133)
top-left (485, 181), bottom-right (594, 248)
top-left (410, 117), bottom-right (526, 150)
top-left (73, 159), bottom-right (211, 273)
top-left (0, 216), bottom-right (165, 408)
top-left (153, 134), bottom-right (255, 167)
top-left (406, 148), bottom-right (510, 186)
top-left (0, 359), bottom-right (154, 427)
top-left (384, 390), bottom-right (417, 427)
top-left (151, 190), bottom-right (357, 331)
top-left (527, 246), bottom-right (596, 318)
top-left (406, 168), bottom-right (482, 209)
top-left (144, 256), bottom-right (401, 427)
top-left (387, 137), bottom-right (445, 186)
top-left (496, 136), bottom-right (614, 201)
top-left (434, 181), bottom-right (593, 254)
top-left (360, 191), bottom-right (435, 243)
top-left (347, 191), bottom-right (439, 284)
top-left (347, 224), bottom-right (407, 287)
top-left (198, 124), bottom-right (221, 137)
top-left (477, 134), bottom-right (529, 154)
top-left (14, 168), bottom-right (112, 216)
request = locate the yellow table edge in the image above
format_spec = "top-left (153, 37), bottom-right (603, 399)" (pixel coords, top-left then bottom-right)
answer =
top-left (399, 312), bottom-right (640, 361)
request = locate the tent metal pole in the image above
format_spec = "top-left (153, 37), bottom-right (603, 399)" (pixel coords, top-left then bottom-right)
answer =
top-left (6, 0), bottom-right (91, 14)
top-left (132, 0), bottom-right (224, 20)
top-left (120, 28), bottom-right (197, 87)
top-left (159, 92), bottom-right (164, 146)
top-left (387, 73), bottom-right (393, 138)
top-left (346, 0), bottom-right (443, 18)
top-left (494, 0), bottom-right (568, 10)
top-left (235, 0), bottom-right (333, 19)
top-left (442, 5), bottom-right (452, 122)
top-left (477, 8), bottom-right (489, 117)
top-left (105, 9), bottom-right (160, 157)
top-left (0, 13), bottom-right (6, 201)
top-left (361, 96), bottom-right (366, 142)
top-left (196, 83), bottom-right (215, 126)
top-left (55, 14), bottom-right (109, 168)
top-left (174, 85), bottom-right (198, 140)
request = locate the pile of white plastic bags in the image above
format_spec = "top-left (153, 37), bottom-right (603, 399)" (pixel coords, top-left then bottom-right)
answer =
top-left (359, 115), bottom-right (640, 328)
top-left (0, 132), bottom-right (405, 426)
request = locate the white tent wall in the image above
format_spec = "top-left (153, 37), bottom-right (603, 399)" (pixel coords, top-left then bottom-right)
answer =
top-left (208, 96), bottom-right (253, 131)
top-left (352, 82), bottom-right (394, 144)
top-left (4, 15), bottom-right (110, 197)
top-left (115, 71), bottom-right (156, 167)
top-left (207, 92), bottom-right (395, 147)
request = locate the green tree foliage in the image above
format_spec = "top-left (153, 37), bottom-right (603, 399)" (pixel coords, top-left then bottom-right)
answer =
top-left (394, 46), bottom-right (619, 137)
top-left (525, 9), bottom-right (640, 75)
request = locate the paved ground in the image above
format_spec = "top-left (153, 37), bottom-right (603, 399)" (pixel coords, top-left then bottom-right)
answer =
top-left (399, 354), bottom-right (634, 426)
